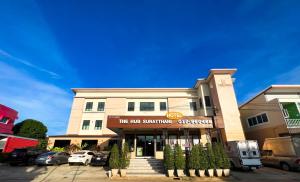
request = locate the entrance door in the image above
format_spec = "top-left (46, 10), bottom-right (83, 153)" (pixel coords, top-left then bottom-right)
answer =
top-left (136, 135), bottom-right (154, 157)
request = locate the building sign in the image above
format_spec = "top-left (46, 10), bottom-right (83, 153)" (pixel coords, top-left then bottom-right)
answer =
top-left (107, 115), bottom-right (213, 129)
top-left (166, 112), bottom-right (183, 120)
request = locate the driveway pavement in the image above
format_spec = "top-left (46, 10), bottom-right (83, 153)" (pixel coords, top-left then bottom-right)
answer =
top-left (0, 164), bottom-right (299, 182)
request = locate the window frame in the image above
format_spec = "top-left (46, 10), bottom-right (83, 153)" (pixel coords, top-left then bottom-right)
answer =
top-left (128, 102), bottom-right (135, 111)
top-left (199, 98), bottom-right (203, 109)
top-left (85, 102), bottom-right (93, 111)
top-left (94, 120), bottom-right (102, 130)
top-left (204, 96), bottom-right (212, 107)
top-left (247, 112), bottom-right (269, 128)
top-left (97, 102), bottom-right (105, 111)
top-left (160, 102), bottom-right (167, 111)
top-left (140, 102), bottom-right (155, 111)
top-left (0, 117), bottom-right (10, 124)
top-left (82, 120), bottom-right (90, 130)
top-left (189, 101), bottom-right (197, 111)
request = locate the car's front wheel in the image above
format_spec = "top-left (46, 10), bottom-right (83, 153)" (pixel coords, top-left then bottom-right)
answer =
top-left (84, 160), bottom-right (88, 166)
top-left (281, 162), bottom-right (290, 171)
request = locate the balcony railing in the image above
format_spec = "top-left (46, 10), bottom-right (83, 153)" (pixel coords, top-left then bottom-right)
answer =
top-left (286, 119), bottom-right (300, 128)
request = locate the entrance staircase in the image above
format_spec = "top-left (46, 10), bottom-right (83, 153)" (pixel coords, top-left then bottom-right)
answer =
top-left (127, 158), bottom-right (165, 177)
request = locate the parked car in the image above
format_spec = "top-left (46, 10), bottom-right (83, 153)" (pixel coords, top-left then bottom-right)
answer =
top-left (261, 136), bottom-right (300, 171)
top-left (9, 148), bottom-right (46, 166)
top-left (68, 150), bottom-right (95, 165)
top-left (227, 140), bottom-right (262, 170)
top-left (35, 152), bottom-right (70, 166)
top-left (89, 152), bottom-right (109, 166)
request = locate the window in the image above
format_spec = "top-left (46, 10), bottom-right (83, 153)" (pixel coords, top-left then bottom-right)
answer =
top-left (247, 113), bottom-right (269, 127)
top-left (204, 96), bottom-right (212, 107)
top-left (82, 120), bottom-right (90, 130)
top-left (160, 102), bottom-right (167, 111)
top-left (140, 102), bottom-right (155, 111)
top-left (199, 98), bottom-right (203, 108)
top-left (85, 102), bottom-right (93, 111)
top-left (156, 135), bottom-right (164, 151)
top-left (190, 102), bottom-right (197, 111)
top-left (128, 102), bottom-right (135, 111)
top-left (0, 117), bottom-right (9, 124)
top-left (97, 102), bottom-right (105, 111)
top-left (95, 120), bottom-right (102, 130)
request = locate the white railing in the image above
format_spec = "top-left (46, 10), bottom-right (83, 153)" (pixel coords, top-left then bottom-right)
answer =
top-left (286, 119), bottom-right (300, 128)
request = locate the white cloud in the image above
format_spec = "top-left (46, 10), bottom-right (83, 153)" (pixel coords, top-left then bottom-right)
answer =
top-left (0, 61), bottom-right (72, 135)
top-left (0, 49), bottom-right (60, 79)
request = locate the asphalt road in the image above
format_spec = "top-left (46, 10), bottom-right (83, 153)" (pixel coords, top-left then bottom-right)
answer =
top-left (0, 164), bottom-right (299, 182)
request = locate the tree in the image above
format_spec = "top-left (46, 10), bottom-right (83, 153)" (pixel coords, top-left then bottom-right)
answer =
top-left (109, 144), bottom-right (120, 169)
top-left (206, 143), bottom-right (215, 169)
top-left (199, 144), bottom-right (208, 170)
top-left (174, 144), bottom-right (185, 170)
top-left (188, 144), bottom-right (200, 169)
top-left (163, 144), bottom-right (174, 170)
top-left (214, 143), bottom-right (223, 169)
top-left (13, 119), bottom-right (47, 139)
top-left (120, 142), bottom-right (130, 169)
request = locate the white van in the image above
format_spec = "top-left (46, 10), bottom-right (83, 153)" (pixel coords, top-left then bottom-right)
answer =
top-left (227, 140), bottom-right (262, 170)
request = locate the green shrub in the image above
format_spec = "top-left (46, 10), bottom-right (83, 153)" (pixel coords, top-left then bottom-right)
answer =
top-left (163, 144), bottom-right (174, 170)
top-left (174, 144), bottom-right (185, 170)
top-left (206, 143), bottom-right (215, 169)
top-left (218, 143), bottom-right (230, 169)
top-left (188, 144), bottom-right (200, 169)
top-left (51, 147), bottom-right (65, 152)
top-left (214, 143), bottom-right (223, 169)
top-left (199, 144), bottom-right (208, 170)
top-left (120, 142), bottom-right (130, 169)
top-left (109, 144), bottom-right (120, 169)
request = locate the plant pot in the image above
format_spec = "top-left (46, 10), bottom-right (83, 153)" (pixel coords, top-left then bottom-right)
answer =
top-left (215, 169), bottom-right (223, 177)
top-left (167, 170), bottom-right (174, 177)
top-left (198, 169), bottom-right (205, 177)
top-left (111, 169), bottom-right (119, 176)
top-left (120, 169), bottom-right (126, 177)
top-left (207, 169), bottom-right (214, 177)
top-left (176, 169), bottom-right (184, 177)
top-left (189, 169), bottom-right (196, 177)
top-left (223, 169), bottom-right (230, 176)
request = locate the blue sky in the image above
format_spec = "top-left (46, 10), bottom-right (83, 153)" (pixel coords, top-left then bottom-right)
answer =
top-left (1, 0), bottom-right (300, 135)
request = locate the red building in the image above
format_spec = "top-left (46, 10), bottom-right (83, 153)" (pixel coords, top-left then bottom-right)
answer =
top-left (0, 104), bottom-right (18, 134)
top-left (0, 104), bottom-right (38, 153)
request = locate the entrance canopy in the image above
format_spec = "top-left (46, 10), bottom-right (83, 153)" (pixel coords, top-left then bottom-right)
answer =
top-left (107, 115), bottom-right (213, 133)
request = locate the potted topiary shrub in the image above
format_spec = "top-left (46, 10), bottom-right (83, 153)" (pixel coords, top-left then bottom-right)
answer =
top-left (206, 143), bottom-right (215, 177)
top-left (174, 144), bottom-right (185, 177)
top-left (198, 144), bottom-right (208, 177)
top-left (109, 144), bottom-right (120, 177)
top-left (220, 144), bottom-right (231, 176)
top-left (214, 143), bottom-right (223, 177)
top-left (120, 142), bottom-right (130, 177)
top-left (188, 144), bottom-right (200, 177)
top-left (163, 144), bottom-right (174, 177)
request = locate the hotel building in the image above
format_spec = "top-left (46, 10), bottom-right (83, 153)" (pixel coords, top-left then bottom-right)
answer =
top-left (48, 69), bottom-right (245, 159)
top-left (239, 85), bottom-right (300, 148)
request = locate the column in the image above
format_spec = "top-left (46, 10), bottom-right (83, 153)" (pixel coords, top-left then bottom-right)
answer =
top-left (154, 135), bottom-right (157, 158)
top-left (132, 134), bottom-right (136, 159)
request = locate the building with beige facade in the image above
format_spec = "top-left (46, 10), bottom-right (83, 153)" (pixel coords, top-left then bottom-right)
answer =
top-left (48, 69), bottom-right (245, 159)
top-left (239, 85), bottom-right (300, 148)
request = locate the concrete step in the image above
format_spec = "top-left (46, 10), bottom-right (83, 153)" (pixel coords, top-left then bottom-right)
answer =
top-left (126, 172), bottom-right (166, 177)
top-left (127, 169), bottom-right (164, 173)
top-left (129, 164), bottom-right (163, 168)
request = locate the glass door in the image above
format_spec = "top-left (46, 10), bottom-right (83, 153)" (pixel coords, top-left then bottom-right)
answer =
top-left (136, 135), bottom-right (154, 157)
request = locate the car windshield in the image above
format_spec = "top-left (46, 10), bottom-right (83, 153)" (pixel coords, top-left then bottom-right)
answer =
top-left (73, 152), bottom-right (85, 154)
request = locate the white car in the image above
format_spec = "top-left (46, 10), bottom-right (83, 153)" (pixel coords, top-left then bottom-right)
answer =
top-left (68, 150), bottom-right (95, 166)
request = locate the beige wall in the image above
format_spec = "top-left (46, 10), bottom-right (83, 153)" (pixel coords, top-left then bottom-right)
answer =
top-left (208, 74), bottom-right (245, 141)
top-left (66, 97), bottom-right (85, 134)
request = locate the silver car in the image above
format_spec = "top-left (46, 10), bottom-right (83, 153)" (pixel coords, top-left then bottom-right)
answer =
top-left (35, 152), bottom-right (70, 165)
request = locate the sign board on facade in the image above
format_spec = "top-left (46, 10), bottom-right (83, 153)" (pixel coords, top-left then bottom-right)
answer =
top-left (107, 115), bottom-right (213, 129)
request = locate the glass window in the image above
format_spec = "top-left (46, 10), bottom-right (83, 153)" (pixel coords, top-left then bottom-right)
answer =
top-left (262, 113), bottom-right (268, 122)
top-left (156, 135), bottom-right (164, 151)
top-left (257, 115), bottom-right (263, 123)
top-left (199, 98), bottom-right (203, 108)
top-left (97, 102), bottom-right (105, 111)
top-left (192, 135), bottom-right (199, 145)
top-left (252, 117), bottom-right (257, 125)
top-left (204, 96), bottom-right (212, 107)
top-left (85, 102), bottom-right (93, 111)
top-left (82, 120), bottom-right (90, 130)
top-left (95, 120), bottom-right (102, 130)
top-left (190, 102), bottom-right (197, 111)
top-left (128, 102), bottom-right (135, 111)
top-left (140, 102), bottom-right (155, 111)
top-left (160, 102), bottom-right (167, 111)
top-left (0, 117), bottom-right (9, 124)
top-left (248, 118), bottom-right (253, 126)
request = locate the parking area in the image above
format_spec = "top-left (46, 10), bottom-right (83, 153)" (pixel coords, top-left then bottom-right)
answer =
top-left (0, 165), bottom-right (299, 182)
